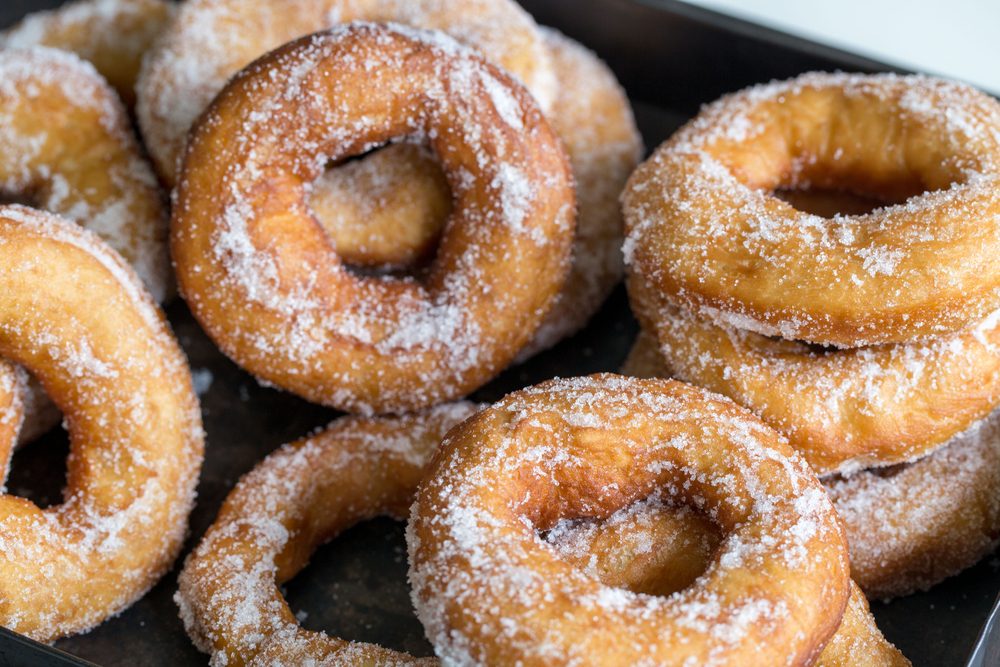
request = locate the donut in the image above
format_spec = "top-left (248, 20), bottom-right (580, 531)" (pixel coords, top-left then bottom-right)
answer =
top-left (408, 375), bottom-right (850, 665)
top-left (171, 23), bottom-right (575, 414)
top-left (623, 72), bottom-right (1000, 348)
top-left (0, 0), bottom-right (174, 106)
top-left (176, 403), bottom-right (479, 666)
top-left (307, 28), bottom-right (640, 354)
top-left (628, 274), bottom-right (1000, 475)
top-left (0, 47), bottom-right (171, 444)
top-left (137, 0), bottom-right (557, 186)
top-left (623, 333), bottom-right (1000, 598)
top-left (308, 29), bottom-right (642, 356)
top-left (0, 206), bottom-right (203, 642)
top-left (546, 498), bottom-right (909, 666)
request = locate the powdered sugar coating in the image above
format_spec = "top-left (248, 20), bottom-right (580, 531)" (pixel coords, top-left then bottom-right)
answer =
top-left (0, 206), bottom-right (202, 641)
top-left (175, 403), bottom-right (479, 666)
top-left (136, 0), bottom-right (556, 185)
top-left (171, 23), bottom-right (574, 413)
top-left (409, 375), bottom-right (849, 666)
top-left (628, 274), bottom-right (1000, 475)
top-left (623, 71), bottom-right (1000, 347)
top-left (0, 0), bottom-right (174, 106)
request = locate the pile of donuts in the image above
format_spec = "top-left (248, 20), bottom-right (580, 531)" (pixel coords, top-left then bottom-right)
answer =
top-left (0, 0), bottom-right (998, 665)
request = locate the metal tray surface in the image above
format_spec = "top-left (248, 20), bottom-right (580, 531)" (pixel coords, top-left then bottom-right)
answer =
top-left (2, 1), bottom-right (998, 665)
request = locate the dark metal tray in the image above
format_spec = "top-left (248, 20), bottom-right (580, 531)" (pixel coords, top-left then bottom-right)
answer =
top-left (2, 1), bottom-right (997, 665)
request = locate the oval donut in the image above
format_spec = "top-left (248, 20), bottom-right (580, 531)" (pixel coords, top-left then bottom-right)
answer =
top-left (409, 375), bottom-right (850, 666)
top-left (171, 23), bottom-right (575, 414)
top-left (312, 29), bottom-right (642, 356)
top-left (0, 206), bottom-right (203, 642)
top-left (137, 0), bottom-right (556, 186)
top-left (176, 403), bottom-right (480, 666)
top-left (628, 273), bottom-right (1000, 475)
top-left (623, 72), bottom-right (1000, 347)
top-left (0, 0), bottom-right (174, 106)
top-left (545, 497), bottom-right (909, 666)
top-left (624, 332), bottom-right (1000, 598)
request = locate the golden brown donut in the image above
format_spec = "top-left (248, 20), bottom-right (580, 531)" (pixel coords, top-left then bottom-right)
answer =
top-left (623, 72), bottom-right (1000, 348)
top-left (137, 0), bottom-right (557, 186)
top-left (309, 29), bottom-right (642, 356)
top-left (624, 332), bottom-right (1000, 598)
top-left (0, 206), bottom-right (203, 642)
top-left (409, 375), bottom-right (850, 666)
top-left (176, 403), bottom-right (480, 666)
top-left (0, 47), bottom-right (171, 444)
top-left (628, 273), bottom-right (1000, 475)
top-left (172, 24), bottom-right (575, 414)
top-left (546, 497), bottom-right (909, 666)
top-left (0, 0), bottom-right (174, 106)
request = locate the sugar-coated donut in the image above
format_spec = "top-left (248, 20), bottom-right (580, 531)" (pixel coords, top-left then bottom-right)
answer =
top-left (0, 47), bottom-right (171, 444)
top-left (172, 23), bottom-right (575, 414)
top-left (628, 274), bottom-right (1000, 475)
top-left (310, 29), bottom-right (642, 357)
top-left (176, 403), bottom-right (479, 666)
top-left (624, 332), bottom-right (1000, 598)
top-left (0, 206), bottom-right (203, 642)
top-left (0, 0), bottom-right (174, 106)
top-left (137, 0), bottom-right (557, 186)
top-left (409, 375), bottom-right (850, 666)
top-left (546, 497), bottom-right (909, 666)
top-left (623, 72), bottom-right (1000, 348)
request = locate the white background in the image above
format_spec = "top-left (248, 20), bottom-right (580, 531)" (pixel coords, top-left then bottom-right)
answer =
top-left (682, 0), bottom-right (1000, 94)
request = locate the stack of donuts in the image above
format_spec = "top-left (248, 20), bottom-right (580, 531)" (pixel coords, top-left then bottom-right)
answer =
top-left (0, 0), bottom-right (997, 665)
top-left (623, 72), bottom-right (1000, 599)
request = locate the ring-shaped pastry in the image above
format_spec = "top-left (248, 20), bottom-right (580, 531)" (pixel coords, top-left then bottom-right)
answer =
top-left (171, 23), bottom-right (575, 414)
top-left (623, 72), bottom-right (1000, 347)
top-left (137, 0), bottom-right (557, 186)
top-left (0, 206), bottom-right (202, 642)
top-left (176, 403), bottom-right (479, 666)
top-left (1, 0), bottom-right (174, 106)
top-left (307, 29), bottom-right (642, 357)
top-left (409, 374), bottom-right (850, 666)
top-left (627, 274), bottom-right (1000, 475)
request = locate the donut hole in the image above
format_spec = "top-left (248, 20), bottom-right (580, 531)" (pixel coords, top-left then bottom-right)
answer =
top-left (773, 187), bottom-right (895, 218)
top-left (542, 497), bottom-right (722, 598)
top-left (6, 427), bottom-right (68, 509)
top-left (0, 190), bottom-right (38, 208)
top-left (711, 86), bottom-right (977, 210)
top-left (309, 142), bottom-right (452, 276)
